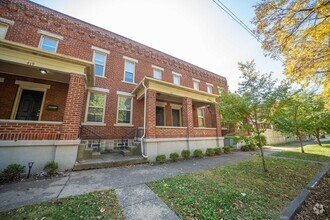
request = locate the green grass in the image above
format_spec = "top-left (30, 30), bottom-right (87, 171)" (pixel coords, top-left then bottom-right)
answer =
top-left (272, 143), bottom-right (330, 162)
top-left (0, 190), bottom-right (123, 220)
top-left (148, 158), bottom-right (323, 220)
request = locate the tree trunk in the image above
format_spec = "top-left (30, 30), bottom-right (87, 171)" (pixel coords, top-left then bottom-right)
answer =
top-left (298, 136), bottom-right (305, 153)
top-left (258, 132), bottom-right (268, 172)
top-left (315, 129), bottom-right (322, 146)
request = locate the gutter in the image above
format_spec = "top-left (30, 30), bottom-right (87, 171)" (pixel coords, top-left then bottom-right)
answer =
top-left (140, 81), bottom-right (148, 158)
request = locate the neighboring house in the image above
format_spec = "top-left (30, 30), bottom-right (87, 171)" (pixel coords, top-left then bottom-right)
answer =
top-left (0, 0), bottom-right (227, 171)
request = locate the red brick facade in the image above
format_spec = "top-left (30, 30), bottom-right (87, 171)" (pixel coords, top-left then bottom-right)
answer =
top-left (0, 0), bottom-right (227, 142)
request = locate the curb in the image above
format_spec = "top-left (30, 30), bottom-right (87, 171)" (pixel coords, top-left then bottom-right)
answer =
top-left (278, 164), bottom-right (330, 220)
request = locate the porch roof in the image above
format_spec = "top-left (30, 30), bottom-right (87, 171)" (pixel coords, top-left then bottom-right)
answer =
top-left (132, 77), bottom-right (219, 103)
top-left (0, 39), bottom-right (95, 86)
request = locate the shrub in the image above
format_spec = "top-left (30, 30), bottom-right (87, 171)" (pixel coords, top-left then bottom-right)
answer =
top-left (43, 161), bottom-right (58, 176)
top-left (156, 154), bottom-right (166, 164)
top-left (1, 164), bottom-right (25, 181)
top-left (169, 152), bottom-right (179, 162)
top-left (241, 144), bottom-right (257, 152)
top-left (181, 150), bottom-right (191, 160)
top-left (223, 146), bottom-right (231, 154)
top-left (206, 148), bottom-right (215, 156)
top-left (240, 145), bottom-right (250, 152)
top-left (193, 149), bottom-right (203, 158)
top-left (214, 148), bottom-right (222, 155)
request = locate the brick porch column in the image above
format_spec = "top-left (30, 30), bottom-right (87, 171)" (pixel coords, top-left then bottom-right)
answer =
top-left (182, 97), bottom-right (194, 137)
top-left (145, 89), bottom-right (156, 138)
top-left (60, 74), bottom-right (86, 140)
top-left (210, 104), bottom-right (222, 137)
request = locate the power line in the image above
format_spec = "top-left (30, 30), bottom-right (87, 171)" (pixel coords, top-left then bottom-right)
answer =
top-left (211, 0), bottom-right (285, 63)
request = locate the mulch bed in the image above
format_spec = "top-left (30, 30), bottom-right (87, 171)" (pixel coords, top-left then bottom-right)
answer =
top-left (294, 171), bottom-right (330, 219)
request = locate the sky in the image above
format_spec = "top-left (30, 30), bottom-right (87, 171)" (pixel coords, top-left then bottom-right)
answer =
top-left (30, 0), bottom-right (285, 92)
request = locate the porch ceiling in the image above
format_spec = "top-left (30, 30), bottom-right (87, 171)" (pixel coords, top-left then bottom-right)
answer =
top-left (132, 77), bottom-right (219, 103)
top-left (0, 39), bottom-right (95, 86)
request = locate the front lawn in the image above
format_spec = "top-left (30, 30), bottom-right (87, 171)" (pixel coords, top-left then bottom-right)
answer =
top-left (0, 190), bottom-right (124, 220)
top-left (271, 143), bottom-right (330, 162)
top-left (148, 158), bottom-right (323, 220)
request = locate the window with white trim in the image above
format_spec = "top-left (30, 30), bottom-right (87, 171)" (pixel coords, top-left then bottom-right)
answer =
top-left (0, 22), bottom-right (9, 39)
top-left (39, 36), bottom-right (59, 52)
top-left (193, 80), bottom-right (200, 90)
top-left (124, 60), bottom-right (135, 83)
top-left (86, 92), bottom-right (106, 123)
top-left (173, 74), bottom-right (181, 85)
top-left (197, 108), bottom-right (205, 127)
top-left (153, 69), bottom-right (162, 80)
top-left (117, 96), bottom-right (133, 124)
top-left (93, 51), bottom-right (107, 77)
top-left (207, 85), bottom-right (213, 94)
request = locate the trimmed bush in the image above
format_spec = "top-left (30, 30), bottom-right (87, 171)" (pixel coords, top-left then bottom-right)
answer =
top-left (43, 161), bottom-right (58, 176)
top-left (156, 154), bottom-right (166, 164)
top-left (1, 164), bottom-right (25, 181)
top-left (223, 146), bottom-right (231, 154)
top-left (181, 150), bottom-right (191, 160)
top-left (169, 152), bottom-right (179, 162)
top-left (214, 148), bottom-right (222, 155)
top-left (241, 144), bottom-right (257, 152)
top-left (193, 149), bottom-right (203, 158)
top-left (206, 148), bottom-right (215, 156)
top-left (240, 145), bottom-right (250, 152)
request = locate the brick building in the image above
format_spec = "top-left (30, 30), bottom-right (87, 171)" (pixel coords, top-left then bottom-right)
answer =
top-left (0, 0), bottom-right (227, 171)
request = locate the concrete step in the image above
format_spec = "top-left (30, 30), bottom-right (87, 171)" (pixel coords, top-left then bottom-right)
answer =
top-left (92, 152), bottom-right (101, 159)
top-left (121, 150), bottom-right (133, 156)
top-left (73, 157), bottom-right (148, 171)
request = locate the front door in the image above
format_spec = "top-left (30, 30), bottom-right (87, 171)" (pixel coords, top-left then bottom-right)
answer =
top-left (156, 106), bottom-right (165, 126)
top-left (172, 109), bottom-right (181, 127)
top-left (16, 90), bottom-right (44, 120)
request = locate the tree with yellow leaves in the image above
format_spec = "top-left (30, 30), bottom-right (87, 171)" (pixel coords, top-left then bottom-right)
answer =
top-left (253, 0), bottom-right (330, 108)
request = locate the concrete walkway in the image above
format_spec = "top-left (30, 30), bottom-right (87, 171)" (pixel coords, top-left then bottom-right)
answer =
top-left (0, 151), bottom-right (255, 216)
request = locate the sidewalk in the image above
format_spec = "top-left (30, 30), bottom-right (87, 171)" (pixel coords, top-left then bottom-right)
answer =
top-left (0, 151), bottom-right (254, 215)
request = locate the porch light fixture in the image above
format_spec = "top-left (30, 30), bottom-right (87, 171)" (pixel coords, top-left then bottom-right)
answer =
top-left (40, 69), bottom-right (47, 75)
top-left (27, 162), bottom-right (34, 178)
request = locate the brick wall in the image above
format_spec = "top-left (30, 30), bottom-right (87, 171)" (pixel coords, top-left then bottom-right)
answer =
top-left (155, 128), bottom-right (188, 138)
top-left (0, 122), bottom-right (62, 140)
top-left (192, 128), bottom-right (217, 137)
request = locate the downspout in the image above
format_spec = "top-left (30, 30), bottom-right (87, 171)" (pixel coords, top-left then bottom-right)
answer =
top-left (140, 81), bottom-right (148, 158)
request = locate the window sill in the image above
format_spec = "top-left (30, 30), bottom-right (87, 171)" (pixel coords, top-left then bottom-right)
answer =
top-left (81, 122), bottom-right (106, 126)
top-left (114, 123), bottom-right (134, 127)
top-left (121, 80), bottom-right (137, 85)
top-left (96, 75), bottom-right (107, 79)
top-left (194, 127), bottom-right (216, 130)
top-left (156, 126), bottom-right (187, 129)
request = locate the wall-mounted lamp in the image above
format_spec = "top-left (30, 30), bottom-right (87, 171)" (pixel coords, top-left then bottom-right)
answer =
top-left (40, 69), bottom-right (47, 75)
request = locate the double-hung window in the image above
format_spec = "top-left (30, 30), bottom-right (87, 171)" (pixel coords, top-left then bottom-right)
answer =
top-left (206, 83), bottom-right (213, 94)
top-left (117, 96), bottom-right (133, 124)
top-left (193, 79), bottom-right (200, 90)
top-left (94, 52), bottom-right (107, 77)
top-left (152, 65), bottom-right (164, 80)
top-left (123, 56), bottom-right (138, 83)
top-left (173, 72), bottom-right (181, 85)
top-left (197, 108), bottom-right (205, 127)
top-left (0, 22), bottom-right (9, 39)
top-left (38, 30), bottom-right (63, 53)
top-left (86, 92), bottom-right (106, 123)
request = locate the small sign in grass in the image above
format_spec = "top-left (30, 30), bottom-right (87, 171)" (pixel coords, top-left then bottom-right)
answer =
top-left (0, 190), bottom-right (124, 219)
top-left (148, 158), bottom-right (323, 219)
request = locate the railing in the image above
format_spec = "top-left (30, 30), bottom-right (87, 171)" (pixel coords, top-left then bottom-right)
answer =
top-left (120, 127), bottom-right (144, 148)
top-left (78, 125), bottom-right (101, 152)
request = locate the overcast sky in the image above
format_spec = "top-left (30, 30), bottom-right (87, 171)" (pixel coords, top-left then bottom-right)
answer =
top-left (31, 0), bottom-right (285, 92)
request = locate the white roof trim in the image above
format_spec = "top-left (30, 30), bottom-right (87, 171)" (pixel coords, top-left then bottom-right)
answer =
top-left (123, 56), bottom-right (138, 63)
top-left (37, 29), bottom-right (64, 40)
top-left (172, 71), bottom-right (182, 76)
top-left (152, 65), bottom-right (164, 71)
top-left (117, 91), bottom-right (135, 97)
top-left (91, 46), bottom-right (110, 54)
top-left (0, 17), bottom-right (15, 25)
top-left (87, 87), bottom-right (109, 93)
top-left (15, 80), bottom-right (50, 89)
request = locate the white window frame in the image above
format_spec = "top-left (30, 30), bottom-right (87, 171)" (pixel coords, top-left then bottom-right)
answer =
top-left (93, 51), bottom-right (107, 78)
top-left (123, 56), bottom-right (138, 84)
top-left (172, 72), bottom-right (181, 85)
top-left (152, 65), bottom-right (164, 80)
top-left (206, 83), bottom-right (213, 94)
top-left (116, 95), bottom-right (134, 126)
top-left (193, 78), bottom-right (200, 90)
top-left (197, 108), bottom-right (205, 127)
top-left (10, 81), bottom-right (50, 121)
top-left (170, 104), bottom-right (182, 127)
top-left (0, 17), bottom-right (14, 39)
top-left (0, 22), bottom-right (9, 39)
top-left (38, 35), bottom-right (59, 53)
top-left (83, 90), bottom-right (107, 125)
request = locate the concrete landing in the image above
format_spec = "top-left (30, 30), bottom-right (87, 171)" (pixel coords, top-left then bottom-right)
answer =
top-left (116, 184), bottom-right (179, 220)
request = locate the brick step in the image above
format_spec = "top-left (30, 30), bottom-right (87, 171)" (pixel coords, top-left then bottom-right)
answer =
top-left (73, 157), bottom-right (148, 171)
